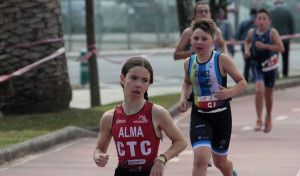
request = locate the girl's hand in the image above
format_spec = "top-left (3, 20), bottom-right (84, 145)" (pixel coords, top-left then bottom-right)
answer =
top-left (150, 159), bottom-right (165, 176)
top-left (94, 154), bottom-right (109, 167)
top-left (214, 85), bottom-right (230, 100)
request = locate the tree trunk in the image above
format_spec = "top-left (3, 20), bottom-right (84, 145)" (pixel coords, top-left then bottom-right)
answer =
top-left (85, 0), bottom-right (101, 107)
top-left (0, 0), bottom-right (72, 114)
top-left (176, 0), bottom-right (194, 34)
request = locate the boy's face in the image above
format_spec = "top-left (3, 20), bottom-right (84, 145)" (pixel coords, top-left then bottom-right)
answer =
top-left (191, 28), bottom-right (215, 55)
top-left (255, 12), bottom-right (271, 31)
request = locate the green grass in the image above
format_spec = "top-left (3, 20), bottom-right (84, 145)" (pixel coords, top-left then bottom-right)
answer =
top-left (0, 93), bottom-right (181, 149)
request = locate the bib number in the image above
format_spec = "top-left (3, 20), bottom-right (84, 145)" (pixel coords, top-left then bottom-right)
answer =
top-left (261, 54), bottom-right (278, 72)
top-left (197, 96), bottom-right (218, 109)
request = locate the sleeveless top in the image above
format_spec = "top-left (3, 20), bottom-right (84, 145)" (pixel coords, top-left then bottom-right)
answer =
top-left (251, 28), bottom-right (275, 62)
top-left (188, 51), bottom-right (228, 112)
top-left (111, 101), bottom-right (160, 171)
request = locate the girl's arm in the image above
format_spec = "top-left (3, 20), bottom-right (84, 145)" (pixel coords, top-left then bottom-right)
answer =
top-left (214, 54), bottom-right (247, 100)
top-left (150, 104), bottom-right (187, 175)
top-left (93, 110), bottom-right (114, 167)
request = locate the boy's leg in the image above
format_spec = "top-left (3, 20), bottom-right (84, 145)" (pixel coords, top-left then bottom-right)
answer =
top-left (212, 153), bottom-right (234, 176)
top-left (192, 147), bottom-right (211, 176)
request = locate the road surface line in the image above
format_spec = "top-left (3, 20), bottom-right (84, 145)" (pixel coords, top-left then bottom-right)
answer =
top-left (276, 116), bottom-right (288, 121)
top-left (241, 126), bottom-right (253, 131)
top-left (292, 108), bottom-right (300, 112)
top-left (296, 169), bottom-right (300, 176)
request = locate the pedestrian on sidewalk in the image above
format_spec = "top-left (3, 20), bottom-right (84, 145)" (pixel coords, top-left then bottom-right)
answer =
top-left (173, 1), bottom-right (228, 61)
top-left (244, 8), bottom-right (284, 132)
top-left (93, 57), bottom-right (187, 176)
top-left (236, 8), bottom-right (257, 82)
top-left (178, 18), bottom-right (247, 176)
top-left (270, 0), bottom-right (294, 77)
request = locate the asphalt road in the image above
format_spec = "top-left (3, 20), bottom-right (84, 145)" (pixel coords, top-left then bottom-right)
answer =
top-left (1, 86), bottom-right (299, 176)
top-left (68, 44), bottom-right (300, 107)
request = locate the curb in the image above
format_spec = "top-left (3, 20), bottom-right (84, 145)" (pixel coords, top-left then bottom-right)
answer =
top-left (1, 77), bottom-right (299, 164)
top-left (0, 126), bottom-right (97, 163)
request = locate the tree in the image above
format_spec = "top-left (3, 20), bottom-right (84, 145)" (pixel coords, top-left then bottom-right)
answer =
top-left (85, 0), bottom-right (101, 106)
top-left (176, 0), bottom-right (194, 34)
top-left (0, 0), bottom-right (72, 114)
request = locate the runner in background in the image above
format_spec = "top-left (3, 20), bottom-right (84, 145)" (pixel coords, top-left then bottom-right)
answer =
top-left (173, 1), bottom-right (228, 167)
top-left (93, 57), bottom-right (187, 176)
top-left (173, 1), bottom-right (228, 61)
top-left (236, 8), bottom-right (257, 82)
top-left (244, 8), bottom-right (284, 133)
top-left (178, 18), bottom-right (247, 176)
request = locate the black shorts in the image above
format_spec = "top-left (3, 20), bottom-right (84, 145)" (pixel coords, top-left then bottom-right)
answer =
top-left (252, 60), bottom-right (277, 88)
top-left (114, 166), bottom-right (150, 176)
top-left (190, 104), bottom-right (232, 155)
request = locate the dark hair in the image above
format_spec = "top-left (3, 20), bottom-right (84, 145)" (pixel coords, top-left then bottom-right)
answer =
top-left (121, 57), bottom-right (153, 100)
top-left (257, 8), bottom-right (271, 19)
top-left (250, 8), bottom-right (257, 16)
top-left (191, 18), bottom-right (217, 39)
top-left (194, 1), bottom-right (210, 15)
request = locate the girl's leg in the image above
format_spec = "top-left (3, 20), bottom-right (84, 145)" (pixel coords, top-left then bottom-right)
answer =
top-left (212, 153), bottom-right (234, 176)
top-left (192, 146), bottom-right (211, 176)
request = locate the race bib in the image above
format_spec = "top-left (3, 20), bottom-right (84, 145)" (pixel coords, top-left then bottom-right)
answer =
top-left (197, 96), bottom-right (218, 109)
top-left (261, 54), bottom-right (278, 72)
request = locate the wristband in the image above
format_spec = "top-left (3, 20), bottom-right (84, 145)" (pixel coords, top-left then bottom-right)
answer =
top-left (159, 154), bottom-right (168, 162)
top-left (154, 157), bottom-right (166, 165)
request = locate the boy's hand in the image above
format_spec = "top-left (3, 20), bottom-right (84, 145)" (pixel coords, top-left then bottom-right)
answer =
top-left (244, 50), bottom-right (251, 59)
top-left (178, 99), bottom-right (188, 113)
top-left (255, 41), bottom-right (266, 49)
top-left (214, 85), bottom-right (230, 100)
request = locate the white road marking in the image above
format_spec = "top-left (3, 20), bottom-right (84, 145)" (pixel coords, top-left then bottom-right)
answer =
top-left (292, 108), bottom-right (300, 112)
top-left (276, 116), bottom-right (288, 121)
top-left (296, 169), bottom-right (300, 176)
top-left (241, 126), bottom-right (253, 131)
top-left (231, 134), bottom-right (238, 138)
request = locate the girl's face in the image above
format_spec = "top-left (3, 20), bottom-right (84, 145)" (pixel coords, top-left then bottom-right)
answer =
top-left (120, 66), bottom-right (151, 99)
top-left (255, 12), bottom-right (271, 31)
top-left (194, 4), bottom-right (211, 20)
top-left (191, 28), bottom-right (215, 55)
